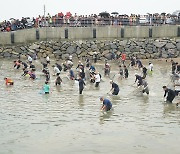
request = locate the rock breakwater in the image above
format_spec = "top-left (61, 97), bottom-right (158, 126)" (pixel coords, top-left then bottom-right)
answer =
top-left (0, 38), bottom-right (180, 60)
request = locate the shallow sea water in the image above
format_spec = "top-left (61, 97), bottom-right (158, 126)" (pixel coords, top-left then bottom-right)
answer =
top-left (0, 58), bottom-right (180, 154)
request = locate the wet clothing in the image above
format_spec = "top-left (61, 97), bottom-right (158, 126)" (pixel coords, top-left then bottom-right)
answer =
top-left (77, 79), bottom-right (86, 94)
top-left (56, 63), bottom-right (62, 72)
top-left (67, 60), bottom-right (73, 69)
top-left (119, 68), bottom-right (123, 76)
top-left (124, 68), bottom-right (129, 78)
top-left (5, 78), bottom-right (14, 85)
top-left (142, 67), bottom-right (147, 78)
top-left (54, 66), bottom-right (60, 75)
top-left (164, 88), bottom-right (176, 103)
top-left (22, 70), bottom-right (29, 76)
top-left (90, 73), bottom-right (95, 83)
top-left (148, 63), bottom-right (153, 75)
top-left (14, 61), bottom-right (21, 69)
top-left (136, 60), bottom-right (143, 68)
top-left (22, 62), bottom-right (28, 70)
top-left (95, 74), bottom-right (100, 87)
top-left (93, 53), bottom-right (98, 63)
top-left (112, 83), bottom-right (120, 95)
top-left (130, 57), bottom-right (136, 66)
top-left (63, 64), bottom-right (68, 72)
top-left (79, 69), bottom-right (85, 80)
top-left (28, 56), bottom-right (32, 63)
top-left (177, 65), bottom-right (180, 73)
top-left (135, 75), bottom-right (143, 86)
top-left (174, 80), bottom-right (180, 96)
top-left (172, 62), bottom-right (176, 74)
top-left (69, 69), bottom-right (75, 80)
top-left (121, 54), bottom-right (126, 64)
top-left (55, 76), bottom-right (62, 85)
top-left (103, 99), bottom-right (112, 111)
top-left (142, 80), bottom-right (149, 94)
top-left (46, 56), bottom-right (50, 64)
top-left (76, 63), bottom-right (84, 69)
top-left (45, 73), bottom-right (50, 81)
top-left (42, 67), bottom-right (49, 74)
top-left (42, 63), bottom-right (48, 69)
top-left (149, 63), bottom-right (153, 71)
top-left (104, 63), bottom-right (110, 76)
top-left (30, 64), bottom-right (36, 71)
top-left (89, 65), bottom-right (95, 72)
top-left (43, 84), bottom-right (50, 94)
top-left (85, 59), bottom-right (90, 68)
top-left (29, 72), bottom-right (36, 80)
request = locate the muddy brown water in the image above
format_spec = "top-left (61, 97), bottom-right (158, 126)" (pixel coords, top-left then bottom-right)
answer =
top-left (0, 58), bottom-right (180, 154)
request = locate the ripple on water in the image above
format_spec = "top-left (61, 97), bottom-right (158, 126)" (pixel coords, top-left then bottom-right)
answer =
top-left (0, 59), bottom-right (180, 154)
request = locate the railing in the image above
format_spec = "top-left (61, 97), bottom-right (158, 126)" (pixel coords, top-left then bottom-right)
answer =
top-left (1, 17), bottom-right (180, 32)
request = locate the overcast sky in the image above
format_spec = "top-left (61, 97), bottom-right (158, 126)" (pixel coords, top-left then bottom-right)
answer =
top-left (0, 0), bottom-right (179, 20)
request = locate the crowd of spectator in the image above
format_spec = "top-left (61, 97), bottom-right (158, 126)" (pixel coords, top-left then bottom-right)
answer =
top-left (1, 11), bottom-right (180, 32)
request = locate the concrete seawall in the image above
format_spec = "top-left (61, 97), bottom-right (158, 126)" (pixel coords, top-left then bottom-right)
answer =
top-left (0, 25), bottom-right (180, 45)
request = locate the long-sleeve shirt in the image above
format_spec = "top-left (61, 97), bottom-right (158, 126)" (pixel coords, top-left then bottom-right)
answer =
top-left (164, 88), bottom-right (175, 98)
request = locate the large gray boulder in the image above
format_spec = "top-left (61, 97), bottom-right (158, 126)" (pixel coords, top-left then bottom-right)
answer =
top-left (88, 51), bottom-right (95, 56)
top-left (61, 54), bottom-right (69, 60)
top-left (76, 47), bottom-right (82, 55)
top-left (66, 46), bottom-right (76, 54)
top-left (20, 46), bottom-right (26, 51)
top-left (53, 50), bottom-right (61, 54)
top-left (14, 47), bottom-right (23, 54)
top-left (91, 44), bottom-right (98, 50)
top-left (102, 50), bottom-right (110, 56)
top-left (100, 43), bottom-right (105, 48)
top-left (153, 42), bottom-right (166, 48)
top-left (161, 50), bottom-right (169, 58)
top-left (81, 43), bottom-right (88, 50)
top-left (140, 49), bottom-right (145, 54)
top-left (27, 49), bottom-right (35, 54)
top-left (40, 45), bottom-right (46, 50)
top-left (104, 45), bottom-right (111, 50)
top-left (177, 42), bottom-right (180, 50)
top-left (119, 40), bottom-right (127, 46)
top-left (3, 48), bottom-right (13, 53)
top-left (135, 41), bottom-right (144, 47)
top-left (3, 52), bottom-right (11, 57)
top-left (53, 46), bottom-right (59, 50)
top-left (165, 43), bottom-right (176, 49)
top-left (110, 43), bottom-right (117, 49)
top-left (11, 54), bottom-right (19, 59)
top-left (0, 48), bottom-right (3, 53)
top-left (104, 53), bottom-right (112, 60)
top-left (29, 44), bottom-right (39, 50)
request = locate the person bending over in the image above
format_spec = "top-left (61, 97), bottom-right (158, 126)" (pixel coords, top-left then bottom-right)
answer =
top-left (4, 78), bottom-right (14, 85)
top-left (100, 97), bottom-right (112, 111)
top-left (108, 80), bottom-right (119, 95)
top-left (163, 86), bottom-right (176, 103)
